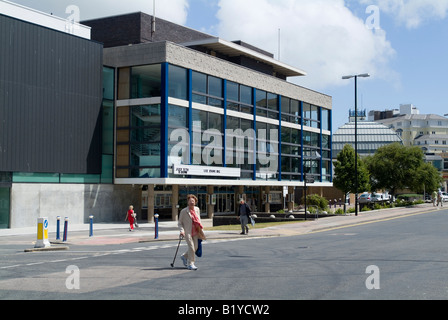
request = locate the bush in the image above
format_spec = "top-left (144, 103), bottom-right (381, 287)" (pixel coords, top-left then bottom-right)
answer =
top-left (347, 208), bottom-right (356, 214)
top-left (304, 194), bottom-right (329, 211)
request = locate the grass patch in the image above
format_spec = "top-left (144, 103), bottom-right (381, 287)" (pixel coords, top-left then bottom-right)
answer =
top-left (205, 220), bottom-right (305, 232)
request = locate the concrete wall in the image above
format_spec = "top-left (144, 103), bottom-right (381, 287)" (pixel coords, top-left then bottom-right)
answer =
top-left (104, 41), bottom-right (332, 110)
top-left (10, 184), bottom-right (141, 228)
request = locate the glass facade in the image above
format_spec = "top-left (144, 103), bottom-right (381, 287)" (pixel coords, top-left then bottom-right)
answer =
top-left (131, 65), bottom-right (162, 99)
top-left (192, 71), bottom-right (224, 108)
top-left (0, 187), bottom-right (10, 229)
top-left (115, 63), bottom-right (332, 184)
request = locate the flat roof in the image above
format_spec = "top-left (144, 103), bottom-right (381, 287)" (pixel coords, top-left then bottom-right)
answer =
top-left (181, 37), bottom-right (307, 78)
top-left (0, 0), bottom-right (91, 39)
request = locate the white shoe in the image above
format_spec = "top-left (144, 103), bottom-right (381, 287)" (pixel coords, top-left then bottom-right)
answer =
top-left (181, 255), bottom-right (188, 267)
top-left (188, 264), bottom-right (198, 271)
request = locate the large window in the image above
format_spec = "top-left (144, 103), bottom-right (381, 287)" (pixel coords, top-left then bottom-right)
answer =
top-left (227, 81), bottom-right (254, 114)
top-left (281, 97), bottom-right (301, 125)
top-left (0, 187), bottom-right (10, 229)
top-left (116, 105), bottom-right (161, 179)
top-left (321, 134), bottom-right (332, 182)
top-left (168, 105), bottom-right (189, 171)
top-left (192, 71), bottom-right (224, 108)
top-left (281, 126), bottom-right (302, 181)
top-left (102, 67), bottom-right (115, 183)
top-left (118, 64), bottom-right (162, 100)
top-left (303, 131), bottom-right (321, 178)
top-left (256, 122), bottom-right (279, 181)
top-left (256, 90), bottom-right (279, 119)
top-left (321, 109), bottom-right (331, 131)
top-left (169, 65), bottom-right (188, 100)
top-left (131, 65), bottom-right (162, 99)
top-left (226, 116), bottom-right (255, 180)
top-left (191, 110), bottom-right (224, 166)
top-left (303, 103), bottom-right (320, 129)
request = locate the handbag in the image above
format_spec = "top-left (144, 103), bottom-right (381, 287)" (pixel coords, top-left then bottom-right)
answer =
top-left (195, 239), bottom-right (203, 257)
top-left (250, 216), bottom-right (255, 227)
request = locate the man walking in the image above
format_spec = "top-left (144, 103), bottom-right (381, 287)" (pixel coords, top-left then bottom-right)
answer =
top-left (237, 199), bottom-right (251, 235)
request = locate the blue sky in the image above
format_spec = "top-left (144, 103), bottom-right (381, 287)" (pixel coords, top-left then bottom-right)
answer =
top-left (7, 0), bottom-right (448, 131)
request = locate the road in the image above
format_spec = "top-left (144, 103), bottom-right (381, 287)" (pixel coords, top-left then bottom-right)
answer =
top-left (1, 208), bottom-right (448, 302)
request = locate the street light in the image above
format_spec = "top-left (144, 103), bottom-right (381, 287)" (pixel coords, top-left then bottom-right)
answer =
top-left (342, 73), bottom-right (370, 216)
top-left (303, 152), bottom-right (321, 221)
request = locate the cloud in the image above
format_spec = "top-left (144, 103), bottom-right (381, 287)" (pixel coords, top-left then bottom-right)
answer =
top-left (10, 0), bottom-right (189, 25)
top-left (216, 0), bottom-right (396, 90)
top-left (76, 0), bottom-right (189, 24)
top-left (361, 0), bottom-right (448, 29)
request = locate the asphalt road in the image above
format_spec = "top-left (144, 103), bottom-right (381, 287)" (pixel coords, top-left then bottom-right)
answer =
top-left (1, 207), bottom-right (448, 302)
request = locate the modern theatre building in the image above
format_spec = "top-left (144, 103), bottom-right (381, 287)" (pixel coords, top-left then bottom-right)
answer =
top-left (0, 3), bottom-right (332, 228)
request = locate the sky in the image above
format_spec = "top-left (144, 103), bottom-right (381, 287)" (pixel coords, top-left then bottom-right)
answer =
top-left (5, 0), bottom-right (448, 132)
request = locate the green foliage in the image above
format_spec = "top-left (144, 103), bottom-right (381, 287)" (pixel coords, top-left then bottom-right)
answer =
top-left (333, 144), bottom-right (370, 195)
top-left (365, 143), bottom-right (442, 197)
top-left (305, 194), bottom-right (329, 211)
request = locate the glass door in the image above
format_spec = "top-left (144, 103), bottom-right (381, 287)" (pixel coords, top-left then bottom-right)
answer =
top-left (215, 193), bottom-right (235, 214)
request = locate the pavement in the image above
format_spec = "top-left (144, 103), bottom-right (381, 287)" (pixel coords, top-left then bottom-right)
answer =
top-left (0, 202), bottom-right (444, 251)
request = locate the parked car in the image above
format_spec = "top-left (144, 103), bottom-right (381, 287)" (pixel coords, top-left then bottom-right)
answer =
top-left (358, 193), bottom-right (372, 204)
top-left (372, 193), bottom-right (392, 203)
top-left (442, 192), bottom-right (448, 202)
top-left (371, 193), bottom-right (383, 202)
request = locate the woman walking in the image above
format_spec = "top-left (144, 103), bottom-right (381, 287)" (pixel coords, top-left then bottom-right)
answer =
top-left (125, 205), bottom-right (136, 231)
top-left (178, 194), bottom-right (206, 270)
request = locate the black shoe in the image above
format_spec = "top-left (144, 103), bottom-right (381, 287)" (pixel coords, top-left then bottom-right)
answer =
top-left (246, 226), bottom-right (249, 234)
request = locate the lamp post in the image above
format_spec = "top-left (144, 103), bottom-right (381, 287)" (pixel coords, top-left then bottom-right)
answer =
top-left (304, 152), bottom-right (321, 221)
top-left (342, 73), bottom-right (370, 216)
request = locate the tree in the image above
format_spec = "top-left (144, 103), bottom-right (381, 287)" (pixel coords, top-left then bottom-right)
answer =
top-left (333, 144), bottom-right (370, 196)
top-left (365, 143), bottom-right (441, 197)
top-left (413, 162), bottom-right (442, 194)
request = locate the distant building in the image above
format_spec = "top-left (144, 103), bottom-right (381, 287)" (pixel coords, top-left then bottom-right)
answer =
top-left (332, 121), bottom-right (403, 158)
top-left (414, 134), bottom-right (448, 154)
top-left (369, 104), bottom-right (448, 191)
top-left (378, 114), bottom-right (448, 147)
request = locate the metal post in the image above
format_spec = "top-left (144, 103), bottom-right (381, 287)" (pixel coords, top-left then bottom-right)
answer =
top-left (154, 213), bottom-right (159, 239)
top-left (56, 216), bottom-right (61, 241)
top-left (355, 76), bottom-right (359, 217)
top-left (304, 175), bottom-right (307, 221)
top-left (63, 217), bottom-right (69, 242)
top-left (89, 215), bottom-right (94, 237)
top-left (342, 73), bottom-right (369, 217)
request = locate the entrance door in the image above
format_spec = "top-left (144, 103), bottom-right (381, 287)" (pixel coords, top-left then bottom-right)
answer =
top-left (215, 193), bottom-right (235, 214)
top-left (0, 188), bottom-right (10, 229)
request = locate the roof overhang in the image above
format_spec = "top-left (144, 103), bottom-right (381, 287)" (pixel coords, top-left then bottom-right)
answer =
top-left (181, 37), bottom-right (307, 78)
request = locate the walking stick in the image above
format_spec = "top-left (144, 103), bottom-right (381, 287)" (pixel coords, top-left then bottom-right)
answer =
top-left (171, 235), bottom-right (184, 268)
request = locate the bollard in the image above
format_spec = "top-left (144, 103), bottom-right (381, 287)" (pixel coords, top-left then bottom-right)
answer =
top-left (35, 217), bottom-right (51, 248)
top-left (154, 214), bottom-right (159, 239)
top-left (56, 216), bottom-right (61, 241)
top-left (89, 215), bottom-right (94, 237)
top-left (63, 217), bottom-right (69, 242)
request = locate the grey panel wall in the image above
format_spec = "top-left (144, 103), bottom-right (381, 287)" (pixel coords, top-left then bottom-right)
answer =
top-left (0, 14), bottom-right (103, 174)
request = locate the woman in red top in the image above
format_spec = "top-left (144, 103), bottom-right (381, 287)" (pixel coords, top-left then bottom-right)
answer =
top-left (125, 205), bottom-right (136, 231)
